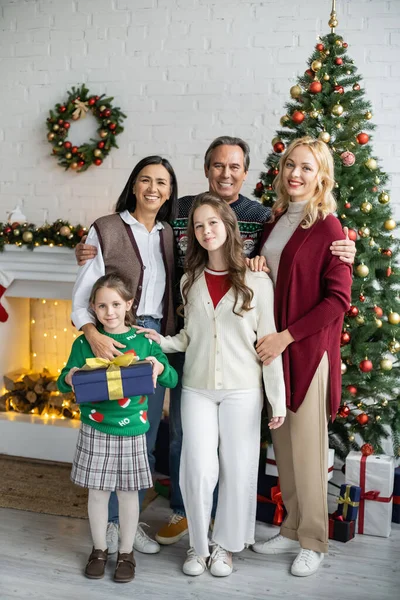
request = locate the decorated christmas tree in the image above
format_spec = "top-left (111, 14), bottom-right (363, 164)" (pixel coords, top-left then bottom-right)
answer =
top-left (254, 2), bottom-right (400, 459)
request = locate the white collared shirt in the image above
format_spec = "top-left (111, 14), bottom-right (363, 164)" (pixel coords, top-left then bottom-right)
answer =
top-left (71, 210), bottom-right (166, 330)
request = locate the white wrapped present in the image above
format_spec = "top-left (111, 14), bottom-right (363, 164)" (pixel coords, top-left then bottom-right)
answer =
top-left (345, 451), bottom-right (394, 538)
top-left (265, 446), bottom-right (334, 481)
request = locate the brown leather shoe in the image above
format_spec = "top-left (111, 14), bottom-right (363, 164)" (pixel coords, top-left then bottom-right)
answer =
top-left (114, 551), bottom-right (136, 583)
top-left (84, 547), bottom-right (108, 579)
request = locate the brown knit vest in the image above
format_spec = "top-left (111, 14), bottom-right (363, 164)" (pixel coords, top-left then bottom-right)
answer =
top-left (93, 213), bottom-right (176, 336)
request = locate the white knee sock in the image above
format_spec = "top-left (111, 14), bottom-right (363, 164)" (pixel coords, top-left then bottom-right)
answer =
top-left (87, 489), bottom-right (111, 551)
top-left (116, 490), bottom-right (140, 554)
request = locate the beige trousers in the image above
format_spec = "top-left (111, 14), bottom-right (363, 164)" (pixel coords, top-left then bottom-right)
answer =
top-left (270, 352), bottom-right (330, 554)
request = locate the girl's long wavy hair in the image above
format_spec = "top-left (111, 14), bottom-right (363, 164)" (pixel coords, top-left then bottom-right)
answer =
top-left (272, 136), bottom-right (336, 228)
top-left (89, 272), bottom-right (136, 328)
top-left (181, 192), bottom-right (253, 316)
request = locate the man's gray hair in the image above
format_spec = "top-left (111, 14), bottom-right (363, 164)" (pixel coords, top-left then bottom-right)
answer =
top-left (204, 136), bottom-right (250, 172)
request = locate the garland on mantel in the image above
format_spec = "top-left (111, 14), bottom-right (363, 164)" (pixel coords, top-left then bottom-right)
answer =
top-left (0, 220), bottom-right (87, 251)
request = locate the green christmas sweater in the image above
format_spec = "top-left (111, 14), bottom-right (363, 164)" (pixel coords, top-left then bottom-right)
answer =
top-left (58, 328), bottom-right (178, 437)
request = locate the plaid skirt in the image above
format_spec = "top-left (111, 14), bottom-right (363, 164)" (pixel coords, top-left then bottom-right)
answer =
top-left (71, 423), bottom-right (153, 491)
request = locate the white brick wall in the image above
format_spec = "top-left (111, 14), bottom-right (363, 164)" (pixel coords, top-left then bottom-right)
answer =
top-left (0, 0), bottom-right (399, 226)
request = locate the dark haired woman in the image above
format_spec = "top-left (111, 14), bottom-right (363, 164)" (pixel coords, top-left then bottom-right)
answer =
top-left (136, 192), bottom-right (286, 578)
top-left (71, 156), bottom-right (178, 555)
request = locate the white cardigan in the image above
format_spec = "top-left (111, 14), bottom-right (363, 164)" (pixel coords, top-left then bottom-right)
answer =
top-left (160, 269), bottom-right (286, 417)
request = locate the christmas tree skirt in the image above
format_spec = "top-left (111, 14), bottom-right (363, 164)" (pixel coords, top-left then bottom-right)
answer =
top-left (0, 454), bottom-right (158, 519)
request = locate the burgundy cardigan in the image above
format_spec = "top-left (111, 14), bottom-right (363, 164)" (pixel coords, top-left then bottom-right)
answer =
top-left (259, 214), bottom-right (352, 419)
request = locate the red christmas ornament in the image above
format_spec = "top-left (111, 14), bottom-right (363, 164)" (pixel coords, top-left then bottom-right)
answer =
top-left (353, 83), bottom-right (361, 91)
top-left (347, 306), bottom-right (359, 318)
top-left (361, 443), bottom-right (374, 456)
top-left (59, 105), bottom-right (66, 113)
top-left (273, 141), bottom-right (285, 153)
top-left (335, 57), bottom-right (343, 65)
top-left (305, 69), bottom-right (314, 78)
top-left (64, 141), bottom-right (72, 149)
top-left (373, 306), bottom-right (383, 318)
top-left (339, 405), bottom-right (350, 418)
top-left (381, 249), bottom-right (392, 257)
top-left (95, 95), bottom-right (99, 100)
top-left (387, 266), bottom-right (392, 277)
top-left (343, 42), bottom-right (348, 48)
top-left (341, 331), bottom-right (351, 346)
top-left (57, 118), bottom-right (64, 125)
top-left (88, 97), bottom-right (96, 106)
top-left (347, 229), bottom-right (357, 242)
top-left (104, 109), bottom-right (111, 117)
top-left (346, 385), bottom-right (357, 395)
top-left (94, 158), bottom-right (103, 166)
top-left (272, 168), bottom-right (279, 176)
top-left (77, 228), bottom-right (86, 237)
top-left (97, 141), bottom-right (105, 149)
top-left (316, 43), bottom-right (324, 51)
top-left (341, 151), bottom-right (355, 167)
top-left (359, 359), bottom-right (373, 373)
top-left (345, 202), bottom-right (351, 209)
top-left (63, 122), bottom-right (70, 130)
top-left (356, 413), bottom-right (369, 426)
top-left (309, 81), bottom-right (322, 94)
top-left (292, 110), bottom-right (305, 124)
top-left (356, 132), bottom-right (369, 145)
top-left (4, 226), bottom-right (12, 234)
top-left (359, 294), bottom-right (365, 302)
top-left (372, 186), bottom-right (378, 192)
top-left (256, 182), bottom-right (264, 192)
top-left (334, 85), bottom-right (344, 94)
top-left (71, 146), bottom-right (79, 154)
top-left (108, 123), bottom-right (117, 131)
top-left (78, 160), bottom-right (85, 167)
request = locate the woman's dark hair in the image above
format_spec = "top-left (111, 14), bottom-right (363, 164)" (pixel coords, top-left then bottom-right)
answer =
top-left (89, 272), bottom-right (136, 327)
top-left (115, 155), bottom-right (178, 222)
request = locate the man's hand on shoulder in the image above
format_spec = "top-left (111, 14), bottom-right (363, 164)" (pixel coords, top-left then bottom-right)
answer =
top-left (75, 234), bottom-right (98, 266)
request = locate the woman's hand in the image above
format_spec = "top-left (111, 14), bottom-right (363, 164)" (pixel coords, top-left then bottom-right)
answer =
top-left (268, 416), bottom-right (285, 430)
top-left (75, 235), bottom-right (98, 266)
top-left (82, 325), bottom-right (125, 359)
top-left (65, 367), bottom-right (80, 388)
top-left (134, 326), bottom-right (161, 345)
top-left (330, 227), bottom-right (356, 265)
top-left (256, 329), bottom-right (294, 365)
top-left (245, 255), bottom-right (270, 273)
top-left (145, 356), bottom-right (164, 388)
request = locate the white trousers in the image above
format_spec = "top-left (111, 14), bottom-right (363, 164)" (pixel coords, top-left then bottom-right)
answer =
top-left (179, 386), bottom-right (263, 557)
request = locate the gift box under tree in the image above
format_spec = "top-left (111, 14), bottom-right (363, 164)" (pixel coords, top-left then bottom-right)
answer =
top-left (345, 451), bottom-right (394, 538)
top-left (328, 513), bottom-right (355, 543)
top-left (256, 482), bottom-right (286, 527)
top-left (336, 484), bottom-right (361, 522)
top-left (393, 466), bottom-right (400, 524)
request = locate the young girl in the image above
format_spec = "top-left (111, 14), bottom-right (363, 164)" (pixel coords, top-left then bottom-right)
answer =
top-left (136, 192), bottom-right (286, 578)
top-left (58, 273), bottom-right (178, 583)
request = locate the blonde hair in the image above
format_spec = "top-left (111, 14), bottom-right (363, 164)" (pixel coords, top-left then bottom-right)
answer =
top-left (272, 136), bottom-right (336, 228)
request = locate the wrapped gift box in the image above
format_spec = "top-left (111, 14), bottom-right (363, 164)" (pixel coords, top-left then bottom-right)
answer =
top-left (72, 361), bottom-right (154, 404)
top-left (256, 482), bottom-right (286, 526)
top-left (328, 513), bottom-right (355, 543)
top-left (336, 484), bottom-right (361, 522)
top-left (266, 446), bottom-right (334, 481)
top-left (345, 451), bottom-right (394, 537)
top-left (393, 466), bottom-right (400, 524)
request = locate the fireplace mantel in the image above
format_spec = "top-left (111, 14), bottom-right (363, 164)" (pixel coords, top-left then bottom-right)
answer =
top-left (0, 246), bottom-right (78, 299)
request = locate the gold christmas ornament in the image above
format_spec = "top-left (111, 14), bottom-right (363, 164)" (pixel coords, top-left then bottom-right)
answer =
top-left (356, 264), bottom-right (369, 278)
top-left (361, 201), bottom-right (372, 213)
top-left (375, 319), bottom-right (382, 328)
top-left (384, 219), bottom-right (396, 231)
top-left (22, 231), bottom-right (33, 243)
top-left (388, 311), bottom-right (400, 325)
top-left (365, 111), bottom-right (372, 120)
top-left (365, 158), bottom-right (377, 171)
top-left (70, 162), bottom-right (79, 170)
top-left (319, 131), bottom-right (331, 143)
top-left (355, 315), bottom-right (365, 325)
top-left (369, 238), bottom-right (376, 247)
top-left (65, 152), bottom-right (72, 159)
top-left (325, 49), bottom-right (330, 56)
top-left (348, 434), bottom-right (355, 442)
top-left (382, 400), bottom-right (388, 407)
top-left (99, 130), bottom-right (108, 139)
top-left (93, 149), bottom-right (102, 158)
top-left (271, 137), bottom-right (280, 147)
top-left (380, 358), bottom-right (393, 371)
top-left (59, 225), bottom-right (71, 236)
top-left (375, 415), bottom-right (381, 422)
top-left (358, 226), bottom-right (370, 238)
top-left (341, 362), bottom-right (347, 375)
top-left (335, 39), bottom-right (343, 47)
top-left (99, 105), bottom-right (107, 112)
top-left (378, 192), bottom-right (390, 205)
top-left (374, 177), bottom-right (381, 185)
top-left (323, 73), bottom-right (330, 81)
top-left (290, 85), bottom-right (302, 99)
top-left (47, 132), bottom-right (55, 141)
top-left (53, 124), bottom-right (59, 131)
top-left (310, 110), bottom-right (319, 118)
top-left (332, 104), bottom-right (344, 116)
top-left (311, 60), bottom-right (322, 72)
top-left (389, 339), bottom-right (400, 354)
top-left (280, 115), bottom-right (290, 126)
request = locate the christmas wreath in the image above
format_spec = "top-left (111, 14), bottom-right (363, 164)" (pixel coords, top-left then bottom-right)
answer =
top-left (46, 84), bottom-right (126, 172)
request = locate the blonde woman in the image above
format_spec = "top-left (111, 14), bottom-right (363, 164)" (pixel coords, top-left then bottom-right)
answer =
top-left (251, 137), bottom-right (352, 576)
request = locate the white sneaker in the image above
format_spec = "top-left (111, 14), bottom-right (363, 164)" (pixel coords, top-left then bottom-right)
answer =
top-left (106, 522), bottom-right (119, 554)
top-left (208, 544), bottom-right (233, 577)
top-left (252, 533), bottom-right (300, 555)
top-left (133, 522), bottom-right (161, 554)
top-left (291, 549), bottom-right (324, 577)
top-left (182, 547), bottom-right (207, 576)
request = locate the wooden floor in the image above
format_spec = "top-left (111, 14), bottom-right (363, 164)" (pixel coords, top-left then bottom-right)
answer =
top-left (1, 494), bottom-right (399, 600)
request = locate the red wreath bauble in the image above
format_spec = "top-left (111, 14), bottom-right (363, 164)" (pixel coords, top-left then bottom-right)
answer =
top-left (343, 42), bottom-right (348, 48)
top-left (273, 141), bottom-right (285, 153)
top-left (341, 331), bottom-right (351, 346)
top-left (373, 306), bottom-right (383, 318)
top-left (334, 85), bottom-right (344, 94)
top-left (347, 229), bottom-right (357, 242)
top-left (357, 413), bottom-right (369, 426)
top-left (94, 158), bottom-right (103, 166)
top-left (309, 81), bottom-right (322, 94)
top-left (292, 110), bottom-right (305, 124)
top-left (356, 132), bottom-right (369, 145)
top-left (347, 305), bottom-right (359, 318)
top-left (335, 57), bottom-right (343, 65)
top-left (256, 182), bottom-right (264, 192)
top-left (272, 168), bottom-right (279, 176)
top-left (305, 69), bottom-right (314, 78)
top-left (361, 443), bottom-right (374, 456)
top-left (346, 385), bottom-right (357, 395)
top-left (359, 359), bottom-right (373, 373)
top-left (339, 405), bottom-right (350, 418)
top-left (359, 294), bottom-right (366, 302)
top-left (316, 43), bottom-right (324, 51)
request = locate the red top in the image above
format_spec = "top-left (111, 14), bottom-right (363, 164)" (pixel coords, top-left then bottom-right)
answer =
top-left (259, 214), bottom-right (352, 419)
top-left (204, 268), bottom-right (231, 308)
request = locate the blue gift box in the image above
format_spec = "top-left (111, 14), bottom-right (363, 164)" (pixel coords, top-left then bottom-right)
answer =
top-left (72, 362), bottom-right (154, 404)
top-left (393, 467), bottom-right (400, 524)
top-left (336, 484), bottom-right (361, 522)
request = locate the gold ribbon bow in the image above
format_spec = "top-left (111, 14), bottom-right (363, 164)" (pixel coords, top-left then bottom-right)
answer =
top-left (337, 484), bottom-right (360, 519)
top-left (72, 99), bottom-right (89, 120)
top-left (84, 354), bottom-right (138, 400)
